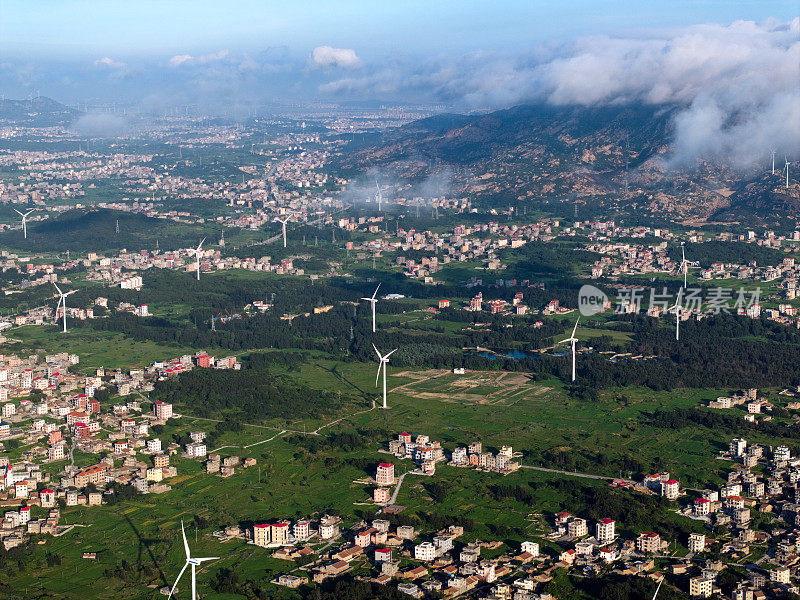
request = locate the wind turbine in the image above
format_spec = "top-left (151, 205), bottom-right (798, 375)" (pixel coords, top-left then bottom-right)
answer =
top-left (361, 283), bottom-right (381, 333)
top-left (772, 150), bottom-right (777, 174)
top-left (14, 209), bottom-right (35, 239)
top-left (168, 520), bottom-right (218, 600)
top-left (671, 287), bottom-right (684, 341)
top-left (188, 238), bottom-right (205, 281)
top-left (373, 343), bottom-right (397, 409)
top-left (274, 216), bottom-right (290, 248)
top-left (558, 317), bottom-right (580, 383)
top-left (53, 282), bottom-right (77, 333)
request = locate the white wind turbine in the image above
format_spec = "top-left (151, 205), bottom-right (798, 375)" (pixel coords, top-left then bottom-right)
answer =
top-left (361, 283), bottom-right (381, 333)
top-left (772, 149), bottom-right (777, 174)
top-left (14, 209), bottom-right (35, 239)
top-left (188, 238), bottom-right (205, 281)
top-left (373, 343), bottom-right (397, 409)
top-left (53, 282), bottom-right (76, 333)
top-left (168, 520), bottom-right (218, 600)
top-left (671, 287), bottom-right (684, 341)
top-left (274, 216), bottom-right (290, 248)
top-left (558, 317), bottom-right (580, 382)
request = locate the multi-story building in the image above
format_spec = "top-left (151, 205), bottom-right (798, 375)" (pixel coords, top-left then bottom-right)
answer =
top-left (567, 518), bottom-right (587, 538)
top-left (376, 463), bottom-right (395, 485)
top-left (596, 519), bottom-right (615, 543)
top-left (253, 523), bottom-right (271, 547)
top-left (661, 479), bottom-right (680, 500)
top-left (689, 577), bottom-right (713, 598)
top-left (414, 542), bottom-right (436, 561)
top-left (293, 520), bottom-right (310, 541)
top-left (153, 401), bottom-right (173, 420)
top-left (271, 522), bottom-right (289, 546)
top-left (636, 532), bottom-right (662, 553)
top-left (688, 533), bottom-right (706, 553)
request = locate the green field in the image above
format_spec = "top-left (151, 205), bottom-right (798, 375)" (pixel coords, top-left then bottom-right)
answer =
top-left (6, 326), bottom-right (202, 374)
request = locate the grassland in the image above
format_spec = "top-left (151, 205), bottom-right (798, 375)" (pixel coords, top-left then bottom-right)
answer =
top-left (5, 326), bottom-right (202, 374)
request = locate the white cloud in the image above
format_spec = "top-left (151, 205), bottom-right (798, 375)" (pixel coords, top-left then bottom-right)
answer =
top-left (310, 46), bottom-right (360, 69)
top-left (169, 50), bottom-right (230, 67)
top-left (93, 57), bottom-right (126, 69)
top-left (319, 19), bottom-right (800, 167)
top-left (168, 54), bottom-right (194, 67)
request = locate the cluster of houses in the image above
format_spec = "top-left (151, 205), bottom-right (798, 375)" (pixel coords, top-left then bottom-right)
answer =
top-left (381, 433), bottom-right (521, 487)
top-left (0, 345), bottom-right (251, 555)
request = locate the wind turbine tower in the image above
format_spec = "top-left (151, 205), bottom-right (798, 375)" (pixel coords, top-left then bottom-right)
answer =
top-left (772, 149), bottom-right (777, 174)
top-left (189, 238), bottom-right (205, 281)
top-left (373, 343), bottom-right (397, 409)
top-left (274, 216), bottom-right (290, 248)
top-left (53, 282), bottom-right (77, 333)
top-left (14, 209), bottom-right (35, 239)
top-left (680, 243), bottom-right (688, 289)
top-left (786, 158), bottom-right (791, 189)
top-left (558, 317), bottom-right (580, 382)
top-left (672, 287), bottom-right (684, 341)
top-left (361, 283), bottom-right (381, 333)
top-left (168, 520), bottom-right (218, 600)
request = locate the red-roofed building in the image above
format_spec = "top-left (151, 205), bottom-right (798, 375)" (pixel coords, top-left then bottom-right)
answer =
top-left (636, 532), bottom-right (662, 553)
top-left (66, 411), bottom-right (89, 427)
top-left (661, 479), bottom-right (679, 500)
top-left (376, 463), bottom-right (395, 485)
top-left (694, 497), bottom-right (712, 516)
top-left (596, 518), bottom-right (615, 543)
top-left (196, 354), bottom-right (211, 368)
top-left (253, 523), bottom-right (271, 547)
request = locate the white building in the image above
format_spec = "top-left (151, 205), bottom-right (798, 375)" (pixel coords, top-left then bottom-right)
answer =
top-left (688, 533), bottom-right (706, 553)
top-left (596, 519), bottom-right (615, 543)
top-left (414, 542), bottom-right (436, 561)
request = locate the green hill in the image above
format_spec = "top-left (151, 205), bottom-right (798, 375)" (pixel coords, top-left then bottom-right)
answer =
top-left (0, 208), bottom-right (207, 253)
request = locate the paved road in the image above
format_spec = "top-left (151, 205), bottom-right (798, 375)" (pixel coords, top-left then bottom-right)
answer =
top-left (388, 472), bottom-right (408, 505)
top-left (519, 464), bottom-right (635, 485)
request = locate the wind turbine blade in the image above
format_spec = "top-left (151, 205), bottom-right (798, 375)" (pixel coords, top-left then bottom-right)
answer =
top-left (571, 317), bottom-right (580, 338)
top-left (372, 283), bottom-right (381, 299)
top-left (384, 348), bottom-right (398, 358)
top-left (167, 562), bottom-right (188, 600)
top-left (651, 577), bottom-right (664, 600)
top-left (360, 297), bottom-right (372, 302)
top-left (376, 363), bottom-right (382, 387)
top-left (193, 556), bottom-right (219, 562)
top-left (197, 238), bottom-right (205, 250)
top-left (372, 343), bottom-right (382, 359)
top-left (52, 282), bottom-right (62, 295)
top-left (13, 209), bottom-right (23, 217)
top-left (181, 520), bottom-right (190, 559)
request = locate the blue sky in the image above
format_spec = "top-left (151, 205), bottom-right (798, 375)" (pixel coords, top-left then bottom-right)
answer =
top-left (1, 0), bottom-right (796, 59)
